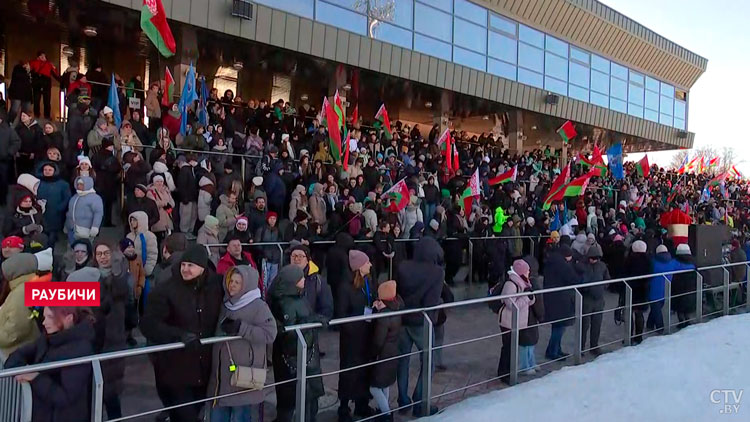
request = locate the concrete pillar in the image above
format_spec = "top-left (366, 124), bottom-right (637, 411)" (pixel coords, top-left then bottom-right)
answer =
top-left (508, 110), bottom-right (523, 152)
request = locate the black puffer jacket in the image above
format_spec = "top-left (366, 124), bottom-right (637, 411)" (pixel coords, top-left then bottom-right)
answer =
top-left (624, 252), bottom-right (652, 310)
top-left (325, 232), bottom-right (354, 290)
top-left (396, 237), bottom-right (444, 326)
top-left (542, 252), bottom-right (579, 326)
top-left (370, 296), bottom-right (404, 388)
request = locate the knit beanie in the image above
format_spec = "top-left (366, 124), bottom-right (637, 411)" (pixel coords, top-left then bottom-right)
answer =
top-left (266, 211), bottom-right (278, 222)
top-left (675, 243), bottom-right (692, 256)
top-left (119, 238), bottom-right (134, 252)
top-left (378, 280), bottom-right (397, 301)
top-left (656, 244), bottom-right (668, 254)
top-left (182, 244), bottom-right (209, 269)
top-left (135, 184), bottom-right (149, 195)
top-left (164, 233), bottom-right (187, 254)
top-left (632, 240), bottom-right (647, 253)
top-left (204, 215), bottom-right (219, 230)
top-left (512, 259), bottom-right (530, 277)
top-left (348, 250), bottom-right (370, 272)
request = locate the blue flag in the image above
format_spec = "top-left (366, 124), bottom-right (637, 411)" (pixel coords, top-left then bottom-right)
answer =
top-left (178, 62), bottom-right (198, 136)
top-left (606, 143), bottom-right (624, 180)
top-left (198, 76), bottom-right (209, 127)
top-left (107, 73), bottom-right (122, 129)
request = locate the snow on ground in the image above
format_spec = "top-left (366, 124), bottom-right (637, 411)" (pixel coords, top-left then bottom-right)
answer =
top-left (425, 313), bottom-right (750, 422)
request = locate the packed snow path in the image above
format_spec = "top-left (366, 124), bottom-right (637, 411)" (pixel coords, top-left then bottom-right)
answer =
top-left (425, 313), bottom-right (750, 422)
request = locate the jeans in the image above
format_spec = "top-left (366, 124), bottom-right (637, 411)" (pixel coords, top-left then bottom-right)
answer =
top-left (545, 323), bottom-right (566, 359)
top-left (423, 203), bottom-right (436, 224)
top-left (210, 405), bottom-right (253, 422)
top-left (647, 300), bottom-right (664, 332)
top-left (397, 325), bottom-right (429, 406)
top-left (369, 386), bottom-right (390, 414)
top-left (262, 260), bottom-right (279, 294)
top-left (519, 345), bottom-right (536, 371)
top-left (9, 99), bottom-right (29, 126)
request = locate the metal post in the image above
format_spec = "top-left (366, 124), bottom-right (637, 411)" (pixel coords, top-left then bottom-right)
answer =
top-left (420, 311), bottom-right (434, 416)
top-left (696, 271), bottom-right (703, 323)
top-left (530, 236), bottom-right (536, 259)
top-left (573, 289), bottom-right (583, 365)
top-left (663, 276), bottom-right (672, 335)
top-left (91, 359), bottom-right (103, 422)
top-left (389, 256), bottom-right (393, 280)
top-left (624, 284), bottom-right (633, 346)
top-left (278, 244), bottom-right (285, 266)
top-left (468, 239), bottom-right (474, 285)
top-left (723, 268), bottom-right (730, 316)
top-left (294, 329), bottom-right (308, 422)
top-left (509, 302), bottom-right (520, 385)
top-left (241, 156), bottom-right (246, 185)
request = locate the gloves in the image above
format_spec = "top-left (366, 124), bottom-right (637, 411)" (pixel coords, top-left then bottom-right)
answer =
top-left (181, 332), bottom-right (202, 353)
top-left (90, 227), bottom-right (100, 238)
top-left (221, 318), bottom-right (241, 335)
top-left (23, 224), bottom-right (40, 234)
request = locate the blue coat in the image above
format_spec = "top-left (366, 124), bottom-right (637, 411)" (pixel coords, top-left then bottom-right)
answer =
top-left (263, 169), bottom-right (286, 210)
top-left (66, 176), bottom-right (104, 238)
top-left (649, 252), bottom-right (680, 301)
top-left (37, 163), bottom-right (72, 232)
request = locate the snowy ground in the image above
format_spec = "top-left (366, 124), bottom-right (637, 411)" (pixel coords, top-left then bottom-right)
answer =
top-left (424, 313), bottom-right (750, 422)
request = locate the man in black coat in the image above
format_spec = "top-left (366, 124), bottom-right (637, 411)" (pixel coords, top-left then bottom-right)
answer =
top-left (326, 232), bottom-right (354, 296)
top-left (395, 236), bottom-right (444, 417)
top-left (543, 245), bottom-right (579, 360)
top-left (177, 156), bottom-right (200, 236)
top-left (124, 184), bottom-right (160, 230)
top-left (92, 139), bottom-right (121, 227)
top-left (141, 245), bottom-right (223, 422)
top-left (0, 110), bottom-right (21, 206)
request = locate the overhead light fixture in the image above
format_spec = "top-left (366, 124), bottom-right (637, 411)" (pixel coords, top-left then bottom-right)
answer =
top-left (300, 94), bottom-right (309, 101)
top-left (232, 61), bottom-right (244, 70)
top-left (342, 83), bottom-right (351, 91)
top-left (424, 101), bottom-right (433, 108)
top-left (482, 115), bottom-right (489, 120)
top-left (83, 26), bottom-right (98, 37)
top-left (62, 46), bottom-right (75, 57)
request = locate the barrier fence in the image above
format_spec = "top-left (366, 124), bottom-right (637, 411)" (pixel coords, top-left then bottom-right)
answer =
top-left (1, 260), bottom-right (747, 422)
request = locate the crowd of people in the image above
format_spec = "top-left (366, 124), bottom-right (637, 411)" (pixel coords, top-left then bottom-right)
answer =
top-left (0, 55), bottom-right (749, 422)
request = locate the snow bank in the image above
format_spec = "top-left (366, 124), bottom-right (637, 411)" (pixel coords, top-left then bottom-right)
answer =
top-left (425, 313), bottom-right (750, 422)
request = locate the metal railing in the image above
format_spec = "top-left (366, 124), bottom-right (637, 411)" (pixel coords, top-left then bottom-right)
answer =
top-left (1, 261), bottom-right (747, 422)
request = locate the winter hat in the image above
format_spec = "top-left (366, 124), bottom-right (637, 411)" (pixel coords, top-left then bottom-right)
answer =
top-left (2, 236), bottom-right (24, 249)
top-left (102, 137), bottom-right (115, 150)
top-left (289, 243), bottom-right (311, 259)
top-left (252, 176), bottom-right (264, 187)
top-left (66, 267), bottom-right (101, 282)
top-left (102, 106), bottom-right (113, 115)
top-left (631, 240), bottom-right (647, 253)
top-left (182, 244), bottom-right (209, 269)
top-left (135, 184), bottom-right (149, 195)
top-left (526, 216), bottom-right (535, 226)
top-left (675, 244), bottom-right (692, 256)
top-left (77, 155), bottom-right (92, 168)
top-left (429, 219), bottom-right (440, 232)
top-left (731, 239), bottom-right (740, 249)
top-left (266, 211), bottom-right (278, 223)
top-left (164, 233), bottom-right (188, 254)
top-left (558, 245), bottom-right (574, 258)
top-left (294, 210), bottom-right (309, 223)
top-left (152, 174), bottom-right (165, 184)
top-left (34, 248), bottom-right (54, 272)
top-left (512, 259), bottom-right (530, 277)
top-left (656, 244), bottom-right (669, 254)
top-left (378, 280), bottom-right (397, 301)
top-left (204, 215), bottom-right (219, 231)
top-left (236, 216), bottom-right (248, 228)
top-left (120, 238), bottom-right (134, 252)
top-left (224, 161), bottom-right (234, 170)
top-left (348, 250), bottom-right (370, 272)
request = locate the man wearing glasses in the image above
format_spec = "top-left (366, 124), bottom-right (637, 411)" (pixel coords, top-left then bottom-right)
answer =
top-left (288, 243), bottom-right (333, 322)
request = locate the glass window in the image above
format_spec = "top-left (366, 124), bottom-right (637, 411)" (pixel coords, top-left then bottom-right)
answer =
top-left (645, 76), bottom-right (659, 92)
top-left (659, 113), bottom-right (673, 126)
top-left (545, 35), bottom-right (568, 57)
top-left (644, 109), bottom-right (658, 122)
top-left (591, 54), bottom-right (609, 73)
top-left (545, 76), bottom-right (567, 96)
top-left (518, 68), bottom-right (543, 88)
top-left (570, 47), bottom-right (589, 64)
top-left (316, 1), bottom-right (366, 34)
top-left (488, 32), bottom-right (517, 63)
top-left (544, 52), bottom-right (567, 81)
top-left (519, 24), bottom-right (544, 48)
top-left (628, 104), bottom-right (643, 118)
top-left (610, 77), bottom-right (627, 100)
top-left (414, 34), bottom-right (452, 61)
top-left (422, 0), bottom-right (452, 12)
top-left (370, 21), bottom-right (412, 49)
top-left (674, 100), bottom-right (686, 120)
top-left (375, 0), bottom-right (413, 28)
top-left (645, 90), bottom-right (659, 111)
top-left (256, 0), bottom-right (314, 18)
top-left (673, 118), bottom-right (685, 130)
top-left (660, 82), bottom-right (675, 97)
top-left (490, 13), bottom-right (516, 36)
top-left (488, 58), bottom-right (516, 80)
top-left (568, 84), bottom-right (589, 102)
top-left (518, 43), bottom-right (543, 72)
top-left (415, 3), bottom-right (452, 42)
top-left (321, 0), bottom-right (358, 10)
top-left (454, 18), bottom-right (487, 53)
top-left (453, 46), bottom-right (486, 71)
top-left (569, 62), bottom-right (589, 88)
top-left (610, 62), bottom-right (627, 80)
top-left (454, 0), bottom-right (486, 25)
top-left (660, 95), bottom-right (674, 116)
top-left (629, 71), bottom-right (644, 85)
top-left (628, 84), bottom-right (644, 105)
top-left (591, 70), bottom-right (609, 94)
top-left (610, 98), bottom-right (627, 113)
top-left (591, 91), bottom-right (608, 108)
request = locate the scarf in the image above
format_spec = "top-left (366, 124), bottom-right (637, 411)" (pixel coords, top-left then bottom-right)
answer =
top-left (99, 267), bottom-right (112, 277)
top-left (224, 288), bottom-right (262, 311)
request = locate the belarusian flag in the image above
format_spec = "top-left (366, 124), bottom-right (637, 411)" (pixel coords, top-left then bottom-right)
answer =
top-left (161, 67), bottom-right (174, 106)
top-left (580, 145), bottom-right (607, 177)
top-left (697, 156), bottom-right (706, 174)
top-left (452, 142), bottom-right (459, 171)
top-left (730, 165), bottom-right (742, 179)
top-left (636, 155), bottom-right (650, 178)
top-left (141, 0), bottom-right (176, 57)
top-left (708, 172), bottom-right (727, 187)
top-left (556, 120), bottom-right (577, 144)
top-left (333, 90), bottom-right (346, 137)
top-left (542, 163), bottom-right (571, 210)
top-left (708, 157), bottom-right (720, 168)
top-left (460, 169), bottom-right (481, 213)
top-left (374, 104), bottom-right (392, 140)
top-left (436, 128), bottom-right (452, 169)
top-left (342, 132), bottom-right (351, 171)
top-left (676, 154), bottom-right (690, 175)
top-left (552, 171), bottom-right (594, 201)
top-left (489, 165), bottom-right (517, 186)
top-left (323, 97), bottom-right (342, 161)
top-left (382, 179), bottom-right (410, 213)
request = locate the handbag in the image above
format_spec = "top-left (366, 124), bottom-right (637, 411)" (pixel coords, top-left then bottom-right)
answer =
top-left (225, 342), bottom-right (266, 391)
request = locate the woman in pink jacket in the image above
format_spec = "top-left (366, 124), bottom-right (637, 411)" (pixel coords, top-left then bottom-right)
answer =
top-left (497, 259), bottom-right (535, 383)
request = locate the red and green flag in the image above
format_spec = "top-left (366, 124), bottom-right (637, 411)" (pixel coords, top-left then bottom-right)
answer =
top-left (342, 132), bottom-right (351, 171)
top-left (708, 157), bottom-right (720, 168)
top-left (436, 129), bottom-right (452, 170)
top-left (161, 67), bottom-right (174, 106)
top-left (141, 0), bottom-right (176, 57)
top-left (382, 179), bottom-right (410, 213)
top-left (374, 104), bottom-right (393, 140)
top-left (708, 172), bottom-right (728, 187)
top-left (552, 171), bottom-right (594, 201)
top-left (460, 168), bottom-right (481, 213)
top-left (556, 120), bottom-right (577, 144)
top-left (730, 165), bottom-right (742, 179)
top-left (697, 156), bottom-right (706, 174)
top-left (579, 145), bottom-right (607, 177)
top-left (333, 90), bottom-right (347, 137)
top-left (489, 165), bottom-right (517, 186)
top-left (636, 155), bottom-right (650, 178)
top-left (542, 163), bottom-right (571, 210)
top-left (323, 97), bottom-right (342, 162)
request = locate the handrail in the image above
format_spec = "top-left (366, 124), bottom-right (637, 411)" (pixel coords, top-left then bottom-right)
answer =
top-left (204, 235), bottom-right (549, 248)
top-left (2, 261), bottom-right (745, 379)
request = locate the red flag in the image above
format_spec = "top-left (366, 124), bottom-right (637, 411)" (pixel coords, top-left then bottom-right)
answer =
top-left (489, 166), bottom-right (517, 185)
top-left (342, 132), bottom-right (351, 171)
top-left (162, 67), bottom-right (174, 106)
top-left (542, 163), bottom-right (571, 210)
top-left (324, 98), bottom-right (342, 161)
top-left (556, 121), bottom-right (577, 143)
top-left (445, 132), bottom-right (452, 170)
top-left (636, 155), bottom-right (650, 178)
top-left (452, 142), bottom-right (459, 171)
top-left (382, 179), bottom-right (410, 213)
top-left (350, 104), bottom-right (358, 126)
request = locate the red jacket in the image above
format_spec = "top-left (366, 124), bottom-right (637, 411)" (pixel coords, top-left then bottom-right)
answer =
top-left (216, 251), bottom-right (263, 295)
top-left (29, 59), bottom-right (59, 80)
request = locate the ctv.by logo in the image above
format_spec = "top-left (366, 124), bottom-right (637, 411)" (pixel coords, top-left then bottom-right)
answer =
top-left (710, 389), bottom-right (743, 415)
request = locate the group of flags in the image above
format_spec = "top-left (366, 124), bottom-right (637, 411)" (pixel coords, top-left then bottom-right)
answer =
top-left (677, 154), bottom-right (728, 176)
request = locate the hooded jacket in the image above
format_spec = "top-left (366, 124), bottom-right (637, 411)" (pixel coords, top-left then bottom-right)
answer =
top-left (198, 176), bottom-right (215, 222)
top-left (649, 251), bottom-right (680, 301)
top-left (148, 182), bottom-right (175, 233)
top-left (499, 269), bottom-right (535, 330)
top-left (149, 160), bottom-right (176, 191)
top-left (198, 216), bottom-right (221, 266)
top-left (215, 194), bottom-right (239, 242)
top-left (288, 185), bottom-right (308, 222)
top-left (208, 266), bottom-right (277, 407)
top-left (36, 162), bottom-right (72, 232)
top-left (66, 176), bottom-right (104, 240)
top-left (126, 211), bottom-right (158, 276)
top-left (396, 237), bottom-right (444, 326)
top-left (308, 183), bottom-right (327, 226)
top-left (0, 253), bottom-right (40, 357)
